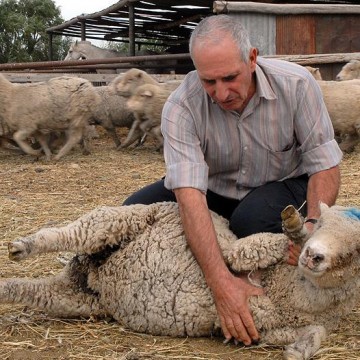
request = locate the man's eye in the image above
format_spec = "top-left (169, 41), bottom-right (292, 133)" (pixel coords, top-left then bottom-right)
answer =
top-left (203, 79), bottom-right (215, 85)
top-left (224, 75), bottom-right (237, 82)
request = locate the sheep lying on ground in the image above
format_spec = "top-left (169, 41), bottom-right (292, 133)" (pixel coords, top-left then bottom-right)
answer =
top-left (2, 201), bottom-right (360, 360)
top-left (122, 83), bottom-right (172, 150)
top-left (91, 84), bottom-right (135, 149)
top-left (0, 75), bottom-right (100, 160)
top-left (317, 79), bottom-right (360, 153)
top-left (336, 60), bottom-right (360, 81)
top-left (305, 66), bottom-right (322, 80)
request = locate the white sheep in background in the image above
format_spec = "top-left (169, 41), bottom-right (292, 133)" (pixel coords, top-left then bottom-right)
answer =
top-left (2, 201), bottom-right (360, 360)
top-left (0, 75), bottom-right (100, 161)
top-left (317, 79), bottom-right (360, 153)
top-left (91, 85), bottom-right (136, 149)
top-left (336, 60), bottom-right (360, 81)
top-left (123, 83), bottom-right (172, 150)
top-left (110, 67), bottom-right (181, 97)
top-left (305, 66), bottom-right (322, 80)
top-left (109, 68), bottom-right (181, 149)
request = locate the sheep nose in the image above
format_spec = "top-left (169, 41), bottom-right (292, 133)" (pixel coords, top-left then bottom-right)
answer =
top-left (302, 247), bottom-right (325, 269)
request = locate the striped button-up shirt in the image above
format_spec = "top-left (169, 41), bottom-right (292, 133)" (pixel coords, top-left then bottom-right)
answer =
top-left (161, 57), bottom-right (342, 200)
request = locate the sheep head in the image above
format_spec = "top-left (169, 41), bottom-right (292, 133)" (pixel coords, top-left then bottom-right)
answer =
top-left (298, 203), bottom-right (360, 288)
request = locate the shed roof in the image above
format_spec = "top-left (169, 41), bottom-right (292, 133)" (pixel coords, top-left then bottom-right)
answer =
top-left (46, 0), bottom-right (360, 47)
top-left (46, 0), bottom-right (214, 47)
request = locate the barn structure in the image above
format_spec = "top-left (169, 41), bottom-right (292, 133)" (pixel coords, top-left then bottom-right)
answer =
top-left (44, 0), bottom-right (360, 78)
top-left (0, 0), bottom-right (359, 79)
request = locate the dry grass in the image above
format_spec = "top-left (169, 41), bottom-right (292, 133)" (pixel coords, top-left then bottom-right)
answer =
top-left (0, 128), bottom-right (359, 360)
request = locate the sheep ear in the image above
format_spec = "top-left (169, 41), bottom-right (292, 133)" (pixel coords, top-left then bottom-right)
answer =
top-left (319, 202), bottom-right (329, 214)
top-left (143, 90), bottom-right (153, 97)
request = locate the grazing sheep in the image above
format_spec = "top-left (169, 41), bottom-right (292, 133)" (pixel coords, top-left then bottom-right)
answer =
top-left (317, 79), bottom-right (360, 153)
top-left (336, 60), bottom-right (360, 81)
top-left (305, 66), bottom-right (322, 80)
top-left (2, 201), bottom-right (360, 360)
top-left (91, 85), bottom-right (136, 149)
top-left (0, 75), bottom-right (100, 161)
top-left (122, 83), bottom-right (172, 149)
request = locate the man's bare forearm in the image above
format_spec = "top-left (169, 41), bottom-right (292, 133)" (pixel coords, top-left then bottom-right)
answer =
top-left (306, 165), bottom-right (341, 219)
top-left (173, 188), bottom-right (231, 287)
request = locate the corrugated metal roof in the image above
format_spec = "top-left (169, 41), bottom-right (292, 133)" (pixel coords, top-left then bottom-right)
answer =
top-left (46, 1), bottom-right (360, 47)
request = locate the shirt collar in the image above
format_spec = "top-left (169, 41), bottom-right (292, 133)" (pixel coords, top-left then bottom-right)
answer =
top-left (255, 59), bottom-right (277, 100)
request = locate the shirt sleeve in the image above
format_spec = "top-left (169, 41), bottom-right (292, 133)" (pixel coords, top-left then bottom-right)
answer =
top-left (294, 76), bottom-right (343, 175)
top-left (161, 97), bottom-right (209, 192)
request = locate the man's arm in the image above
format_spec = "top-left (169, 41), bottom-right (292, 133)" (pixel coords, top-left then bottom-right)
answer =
top-left (287, 165), bottom-right (341, 265)
top-left (306, 165), bottom-right (340, 220)
top-left (174, 187), bottom-right (263, 345)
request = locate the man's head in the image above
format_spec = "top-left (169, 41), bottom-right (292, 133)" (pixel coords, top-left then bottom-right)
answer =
top-left (189, 15), bottom-right (257, 112)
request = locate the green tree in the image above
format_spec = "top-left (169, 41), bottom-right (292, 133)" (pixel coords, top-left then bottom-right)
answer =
top-left (0, 0), bottom-right (70, 63)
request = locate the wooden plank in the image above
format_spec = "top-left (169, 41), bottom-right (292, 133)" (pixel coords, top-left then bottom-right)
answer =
top-left (276, 15), bottom-right (315, 55)
top-left (0, 72), bottom-right (186, 84)
top-left (214, 1), bottom-right (360, 15)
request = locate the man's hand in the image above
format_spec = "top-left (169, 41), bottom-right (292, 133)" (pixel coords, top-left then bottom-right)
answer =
top-left (212, 273), bottom-right (264, 345)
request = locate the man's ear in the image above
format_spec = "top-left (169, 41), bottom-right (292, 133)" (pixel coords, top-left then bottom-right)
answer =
top-left (249, 47), bottom-right (258, 71)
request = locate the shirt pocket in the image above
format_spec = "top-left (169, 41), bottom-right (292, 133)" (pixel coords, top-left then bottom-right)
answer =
top-left (266, 142), bottom-right (299, 181)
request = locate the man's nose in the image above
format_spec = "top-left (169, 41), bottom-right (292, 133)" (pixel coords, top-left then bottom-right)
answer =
top-left (215, 82), bottom-right (229, 101)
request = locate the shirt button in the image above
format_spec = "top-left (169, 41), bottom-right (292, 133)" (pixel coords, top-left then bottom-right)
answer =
top-left (241, 170), bottom-right (246, 174)
top-left (243, 146), bottom-right (248, 150)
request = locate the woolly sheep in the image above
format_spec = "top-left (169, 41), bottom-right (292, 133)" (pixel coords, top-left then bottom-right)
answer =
top-left (90, 85), bottom-right (136, 148)
top-left (317, 79), bottom-right (360, 153)
top-left (110, 68), bottom-right (181, 98)
top-left (0, 75), bottom-right (100, 161)
top-left (336, 60), bottom-right (360, 81)
top-left (304, 66), bottom-right (322, 80)
top-left (122, 83), bottom-right (172, 150)
top-left (2, 201), bottom-right (360, 360)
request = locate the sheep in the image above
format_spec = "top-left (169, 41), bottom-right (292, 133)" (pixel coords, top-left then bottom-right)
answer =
top-left (90, 84), bottom-right (136, 149)
top-left (304, 66), bottom-right (322, 80)
top-left (336, 59), bottom-right (360, 81)
top-left (317, 79), bottom-right (360, 153)
top-left (0, 75), bottom-right (100, 161)
top-left (2, 201), bottom-right (359, 360)
top-left (109, 69), bottom-right (182, 149)
top-left (110, 68), bottom-right (181, 98)
top-left (122, 83), bottom-right (172, 150)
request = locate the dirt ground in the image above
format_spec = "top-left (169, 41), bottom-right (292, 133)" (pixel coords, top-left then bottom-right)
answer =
top-left (0, 128), bottom-right (359, 360)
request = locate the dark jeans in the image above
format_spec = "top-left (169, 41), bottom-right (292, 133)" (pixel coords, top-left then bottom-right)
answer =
top-left (123, 176), bottom-right (308, 238)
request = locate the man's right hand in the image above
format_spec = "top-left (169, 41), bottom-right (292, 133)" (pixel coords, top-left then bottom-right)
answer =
top-left (212, 272), bottom-right (264, 345)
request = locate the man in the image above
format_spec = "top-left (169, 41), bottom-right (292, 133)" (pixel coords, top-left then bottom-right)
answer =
top-left (124, 15), bottom-right (342, 345)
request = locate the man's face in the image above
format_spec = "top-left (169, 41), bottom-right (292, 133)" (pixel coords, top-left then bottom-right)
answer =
top-left (192, 35), bottom-right (257, 112)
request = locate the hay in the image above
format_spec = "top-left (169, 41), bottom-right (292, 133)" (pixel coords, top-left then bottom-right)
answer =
top-left (0, 128), bottom-right (359, 360)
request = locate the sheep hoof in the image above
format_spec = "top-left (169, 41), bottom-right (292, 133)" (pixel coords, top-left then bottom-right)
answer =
top-left (281, 205), bottom-right (303, 234)
top-left (8, 241), bottom-right (31, 261)
top-left (283, 346), bottom-right (304, 360)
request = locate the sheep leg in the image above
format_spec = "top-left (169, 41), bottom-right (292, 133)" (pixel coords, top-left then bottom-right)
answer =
top-left (283, 325), bottom-right (327, 360)
top-left (35, 132), bottom-right (53, 161)
top-left (338, 132), bottom-right (360, 153)
top-left (226, 205), bottom-right (309, 272)
top-left (0, 274), bottom-right (103, 318)
top-left (8, 204), bottom-right (158, 260)
top-left (104, 125), bottom-right (122, 148)
top-left (13, 129), bottom-right (42, 156)
top-left (225, 232), bottom-right (288, 272)
top-left (120, 119), bottom-right (143, 148)
top-left (54, 127), bottom-right (83, 160)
